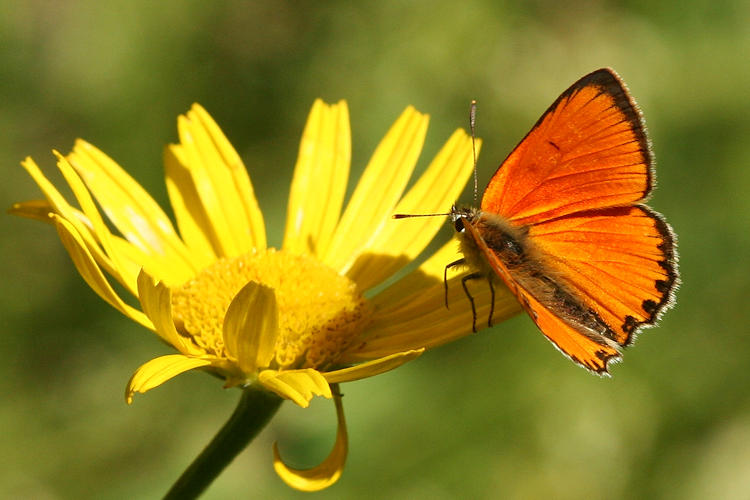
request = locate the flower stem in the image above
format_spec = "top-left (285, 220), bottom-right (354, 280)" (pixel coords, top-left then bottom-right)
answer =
top-left (164, 385), bottom-right (283, 499)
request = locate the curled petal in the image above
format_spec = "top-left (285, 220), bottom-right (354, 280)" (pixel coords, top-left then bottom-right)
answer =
top-left (126, 354), bottom-right (212, 403)
top-left (258, 369), bottom-right (331, 408)
top-left (324, 349), bottom-right (424, 383)
top-left (273, 387), bottom-right (348, 491)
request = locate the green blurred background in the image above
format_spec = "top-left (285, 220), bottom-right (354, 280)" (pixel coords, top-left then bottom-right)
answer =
top-left (2, 1), bottom-right (749, 498)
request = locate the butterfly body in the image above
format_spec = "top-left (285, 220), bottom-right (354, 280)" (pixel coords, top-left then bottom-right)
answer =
top-left (452, 68), bottom-right (678, 374)
top-left (453, 207), bottom-right (620, 355)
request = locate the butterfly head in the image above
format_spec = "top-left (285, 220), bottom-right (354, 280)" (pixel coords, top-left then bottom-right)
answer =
top-left (449, 205), bottom-right (479, 234)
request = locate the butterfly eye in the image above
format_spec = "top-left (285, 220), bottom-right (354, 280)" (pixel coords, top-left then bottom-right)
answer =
top-left (454, 217), bottom-right (465, 233)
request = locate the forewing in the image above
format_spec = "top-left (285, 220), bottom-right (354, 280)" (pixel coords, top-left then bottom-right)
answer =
top-left (528, 205), bottom-right (678, 345)
top-left (481, 68), bottom-right (651, 225)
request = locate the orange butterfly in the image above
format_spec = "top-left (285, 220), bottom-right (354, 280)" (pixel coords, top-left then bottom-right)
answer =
top-left (450, 68), bottom-right (678, 374)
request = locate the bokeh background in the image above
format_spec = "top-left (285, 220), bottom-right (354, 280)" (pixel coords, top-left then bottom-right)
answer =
top-left (2, 1), bottom-right (749, 498)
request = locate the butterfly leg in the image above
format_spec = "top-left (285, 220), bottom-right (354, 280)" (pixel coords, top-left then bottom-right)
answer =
top-left (487, 277), bottom-right (495, 328)
top-left (461, 272), bottom-right (484, 332)
top-left (444, 259), bottom-right (466, 309)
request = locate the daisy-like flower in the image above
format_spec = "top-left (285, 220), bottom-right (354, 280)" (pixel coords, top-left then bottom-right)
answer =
top-left (10, 100), bottom-right (520, 494)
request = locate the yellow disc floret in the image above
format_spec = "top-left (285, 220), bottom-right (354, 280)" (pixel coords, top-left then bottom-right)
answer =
top-left (171, 248), bottom-right (370, 372)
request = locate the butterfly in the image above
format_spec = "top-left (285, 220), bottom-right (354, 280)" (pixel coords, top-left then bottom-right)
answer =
top-left (448, 68), bottom-right (679, 374)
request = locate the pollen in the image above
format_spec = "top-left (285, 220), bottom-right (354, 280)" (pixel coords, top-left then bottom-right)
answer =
top-left (171, 248), bottom-right (371, 370)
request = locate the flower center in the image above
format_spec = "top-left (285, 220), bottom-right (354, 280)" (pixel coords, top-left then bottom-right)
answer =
top-left (171, 248), bottom-right (370, 370)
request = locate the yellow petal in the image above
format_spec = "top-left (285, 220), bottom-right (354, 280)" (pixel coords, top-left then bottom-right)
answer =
top-left (58, 151), bottom-right (171, 291)
top-left (191, 105), bottom-right (266, 251)
top-left (126, 354), bottom-right (212, 403)
top-left (223, 281), bottom-right (279, 374)
top-left (164, 145), bottom-right (217, 268)
top-left (136, 269), bottom-right (201, 356)
top-left (283, 99), bottom-right (350, 258)
top-left (176, 104), bottom-right (266, 257)
top-left (324, 349), bottom-right (424, 383)
top-left (7, 199), bottom-right (54, 222)
top-left (66, 142), bottom-right (197, 285)
top-left (258, 369), bottom-right (331, 408)
top-left (52, 214), bottom-right (152, 329)
top-left (322, 107), bottom-right (429, 273)
top-left (273, 387), bottom-right (348, 491)
top-left (343, 277), bottom-right (519, 361)
top-left (21, 157), bottom-right (139, 294)
top-left (346, 240), bottom-right (518, 361)
top-left (371, 241), bottom-right (461, 310)
top-left (347, 131), bottom-right (480, 291)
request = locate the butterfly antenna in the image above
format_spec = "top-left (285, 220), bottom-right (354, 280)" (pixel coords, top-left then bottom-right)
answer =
top-left (470, 99), bottom-right (479, 204)
top-left (392, 212), bottom-right (451, 219)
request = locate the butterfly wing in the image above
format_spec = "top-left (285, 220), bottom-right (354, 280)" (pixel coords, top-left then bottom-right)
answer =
top-left (517, 283), bottom-right (622, 373)
top-left (527, 205), bottom-right (677, 346)
top-left (460, 218), bottom-right (621, 373)
top-left (482, 68), bottom-right (651, 226)
top-left (478, 68), bottom-right (677, 370)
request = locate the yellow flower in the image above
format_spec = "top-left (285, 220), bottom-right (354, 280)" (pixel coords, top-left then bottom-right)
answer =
top-left (10, 100), bottom-right (520, 491)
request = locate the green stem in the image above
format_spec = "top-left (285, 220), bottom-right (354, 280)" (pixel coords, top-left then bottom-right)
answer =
top-left (164, 385), bottom-right (283, 499)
